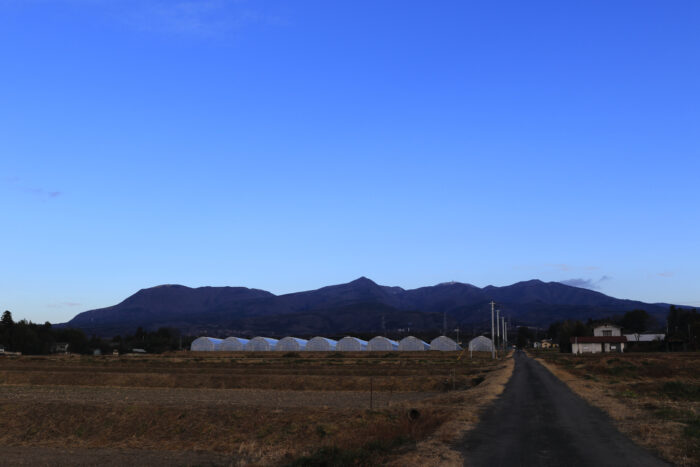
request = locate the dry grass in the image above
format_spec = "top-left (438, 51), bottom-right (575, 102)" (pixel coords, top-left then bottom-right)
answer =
top-left (388, 353), bottom-right (515, 467)
top-left (0, 351), bottom-right (508, 465)
top-left (534, 352), bottom-right (700, 466)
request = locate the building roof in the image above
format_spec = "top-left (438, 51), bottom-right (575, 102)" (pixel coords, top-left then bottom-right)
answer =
top-left (570, 336), bottom-right (627, 344)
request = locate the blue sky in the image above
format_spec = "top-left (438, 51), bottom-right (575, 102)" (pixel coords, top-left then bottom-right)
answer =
top-left (1, 0), bottom-right (698, 323)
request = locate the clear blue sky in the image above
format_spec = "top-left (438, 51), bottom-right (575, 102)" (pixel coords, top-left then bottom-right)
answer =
top-left (1, 0), bottom-right (698, 323)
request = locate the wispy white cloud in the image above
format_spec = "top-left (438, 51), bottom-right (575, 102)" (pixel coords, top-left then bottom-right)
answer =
top-left (560, 276), bottom-right (611, 290)
top-left (121, 0), bottom-right (260, 38)
top-left (2, 0), bottom-right (278, 39)
top-left (47, 302), bottom-right (83, 308)
top-left (2, 177), bottom-right (62, 199)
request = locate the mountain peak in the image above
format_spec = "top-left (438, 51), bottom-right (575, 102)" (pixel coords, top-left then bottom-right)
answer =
top-left (349, 276), bottom-right (377, 285)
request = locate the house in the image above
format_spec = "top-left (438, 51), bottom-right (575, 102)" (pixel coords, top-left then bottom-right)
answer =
top-left (540, 339), bottom-right (557, 349)
top-left (571, 324), bottom-right (627, 354)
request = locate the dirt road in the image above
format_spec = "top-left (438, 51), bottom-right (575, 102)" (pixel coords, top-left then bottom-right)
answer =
top-left (461, 351), bottom-right (667, 466)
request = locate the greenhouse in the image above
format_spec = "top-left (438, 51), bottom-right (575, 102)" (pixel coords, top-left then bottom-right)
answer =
top-left (367, 336), bottom-right (399, 351)
top-left (245, 337), bottom-right (279, 351)
top-left (305, 337), bottom-right (337, 351)
top-left (190, 336), bottom-right (223, 351)
top-left (275, 337), bottom-right (308, 351)
top-left (398, 336), bottom-right (430, 351)
top-left (429, 336), bottom-right (460, 351)
top-left (336, 336), bottom-right (368, 351)
top-left (468, 336), bottom-right (493, 352)
top-left (220, 337), bottom-right (249, 351)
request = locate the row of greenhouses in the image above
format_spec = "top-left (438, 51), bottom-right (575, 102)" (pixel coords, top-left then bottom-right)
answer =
top-left (190, 335), bottom-right (492, 352)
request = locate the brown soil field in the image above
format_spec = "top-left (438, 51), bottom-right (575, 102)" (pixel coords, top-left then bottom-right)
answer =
top-left (0, 351), bottom-right (511, 466)
top-left (534, 351), bottom-right (700, 466)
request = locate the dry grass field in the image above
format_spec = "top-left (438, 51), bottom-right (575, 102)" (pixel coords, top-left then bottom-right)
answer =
top-left (0, 351), bottom-right (511, 466)
top-left (535, 351), bottom-right (700, 466)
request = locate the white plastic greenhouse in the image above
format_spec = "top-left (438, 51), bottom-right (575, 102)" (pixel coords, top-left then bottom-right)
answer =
top-left (398, 336), bottom-right (430, 351)
top-left (468, 336), bottom-right (493, 352)
top-left (306, 337), bottom-right (337, 351)
top-left (220, 337), bottom-right (249, 351)
top-left (245, 337), bottom-right (279, 351)
top-left (367, 336), bottom-right (399, 351)
top-left (336, 336), bottom-right (368, 351)
top-left (430, 336), bottom-right (460, 351)
top-left (275, 337), bottom-right (308, 351)
top-left (190, 336), bottom-right (223, 351)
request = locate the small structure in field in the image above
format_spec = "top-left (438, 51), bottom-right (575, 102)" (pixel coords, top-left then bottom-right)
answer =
top-left (336, 336), bottom-right (368, 351)
top-left (367, 336), bottom-right (399, 351)
top-left (468, 336), bottom-right (493, 352)
top-left (430, 336), bottom-right (460, 351)
top-left (275, 337), bottom-right (308, 351)
top-left (245, 337), bottom-right (279, 351)
top-left (220, 337), bottom-right (249, 351)
top-left (190, 336), bottom-right (223, 351)
top-left (398, 336), bottom-right (429, 351)
top-left (624, 333), bottom-right (665, 343)
top-left (571, 324), bottom-right (627, 354)
top-left (306, 337), bottom-right (337, 351)
top-left (52, 342), bottom-right (70, 354)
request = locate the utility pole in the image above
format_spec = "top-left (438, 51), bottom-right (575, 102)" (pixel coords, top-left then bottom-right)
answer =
top-left (490, 301), bottom-right (495, 359)
top-left (503, 316), bottom-right (507, 352)
top-left (443, 312), bottom-right (447, 336)
top-left (496, 308), bottom-right (500, 358)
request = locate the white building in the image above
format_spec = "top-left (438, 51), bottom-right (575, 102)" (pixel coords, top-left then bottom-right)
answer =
top-left (571, 324), bottom-right (626, 354)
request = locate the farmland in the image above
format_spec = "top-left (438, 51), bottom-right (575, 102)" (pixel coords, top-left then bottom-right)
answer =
top-left (0, 351), bottom-right (511, 466)
top-left (535, 352), bottom-right (700, 466)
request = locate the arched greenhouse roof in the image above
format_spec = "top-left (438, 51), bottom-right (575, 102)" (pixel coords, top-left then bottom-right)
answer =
top-left (398, 336), bottom-right (430, 351)
top-left (245, 337), bottom-right (279, 351)
top-left (220, 337), bottom-right (249, 351)
top-left (468, 336), bottom-right (493, 352)
top-left (190, 336), bottom-right (223, 352)
top-left (336, 336), bottom-right (368, 351)
top-left (429, 336), bottom-right (460, 351)
top-left (367, 336), bottom-right (399, 351)
top-left (306, 337), bottom-right (337, 351)
top-left (275, 337), bottom-right (308, 351)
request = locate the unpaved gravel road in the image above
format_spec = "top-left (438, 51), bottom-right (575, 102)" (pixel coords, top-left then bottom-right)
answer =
top-left (461, 351), bottom-right (668, 466)
top-left (0, 384), bottom-right (435, 409)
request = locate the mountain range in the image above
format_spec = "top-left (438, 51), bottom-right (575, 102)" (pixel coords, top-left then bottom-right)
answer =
top-left (62, 277), bottom-right (672, 337)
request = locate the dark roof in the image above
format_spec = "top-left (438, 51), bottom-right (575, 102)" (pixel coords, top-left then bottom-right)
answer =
top-left (570, 336), bottom-right (627, 344)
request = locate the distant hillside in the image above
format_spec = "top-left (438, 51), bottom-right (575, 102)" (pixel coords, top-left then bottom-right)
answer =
top-left (63, 277), bottom-right (671, 337)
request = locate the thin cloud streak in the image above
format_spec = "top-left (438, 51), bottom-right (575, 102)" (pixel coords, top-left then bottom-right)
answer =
top-left (3, 177), bottom-right (62, 199)
top-left (560, 276), bottom-right (611, 290)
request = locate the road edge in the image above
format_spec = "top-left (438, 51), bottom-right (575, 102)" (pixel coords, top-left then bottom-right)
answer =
top-left (532, 354), bottom-right (679, 466)
top-left (389, 354), bottom-right (516, 467)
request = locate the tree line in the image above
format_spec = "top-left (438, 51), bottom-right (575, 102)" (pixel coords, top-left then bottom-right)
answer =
top-left (0, 311), bottom-right (193, 355)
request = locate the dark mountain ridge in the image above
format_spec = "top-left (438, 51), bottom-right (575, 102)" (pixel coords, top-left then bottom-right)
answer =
top-left (63, 277), bottom-right (671, 337)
